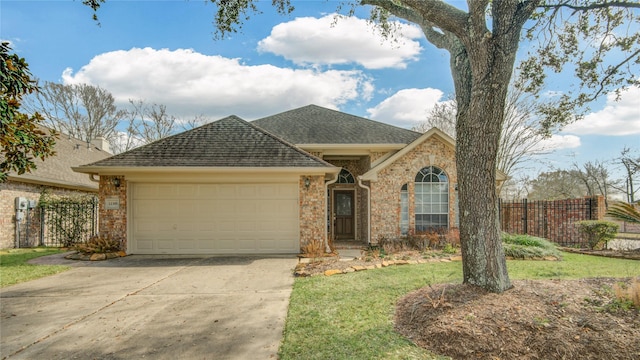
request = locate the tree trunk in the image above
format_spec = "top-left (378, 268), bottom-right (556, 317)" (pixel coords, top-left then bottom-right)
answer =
top-left (450, 4), bottom-right (526, 293)
top-left (365, 0), bottom-right (537, 293)
top-left (456, 85), bottom-right (512, 293)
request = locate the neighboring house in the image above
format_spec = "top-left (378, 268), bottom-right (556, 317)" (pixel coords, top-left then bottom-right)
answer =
top-left (0, 129), bottom-right (112, 248)
top-left (74, 105), bottom-right (506, 255)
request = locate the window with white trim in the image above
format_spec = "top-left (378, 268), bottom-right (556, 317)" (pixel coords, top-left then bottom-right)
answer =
top-left (337, 169), bottom-right (355, 184)
top-left (415, 166), bottom-right (449, 232)
top-left (400, 184), bottom-right (408, 235)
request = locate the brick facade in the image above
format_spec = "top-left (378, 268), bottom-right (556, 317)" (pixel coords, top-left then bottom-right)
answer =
top-left (299, 175), bottom-right (326, 249)
top-left (98, 176), bottom-right (128, 250)
top-left (90, 140), bottom-right (460, 253)
top-left (0, 180), bottom-right (97, 249)
top-left (369, 137), bottom-right (457, 243)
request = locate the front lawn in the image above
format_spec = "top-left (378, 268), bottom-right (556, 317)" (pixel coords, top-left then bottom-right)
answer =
top-left (0, 248), bottom-right (70, 287)
top-left (278, 252), bottom-right (640, 360)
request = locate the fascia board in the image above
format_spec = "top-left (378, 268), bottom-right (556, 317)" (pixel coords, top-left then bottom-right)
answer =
top-left (7, 175), bottom-right (99, 192)
top-left (72, 166), bottom-right (340, 176)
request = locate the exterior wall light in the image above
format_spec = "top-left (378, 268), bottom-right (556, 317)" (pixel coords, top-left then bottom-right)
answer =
top-left (113, 177), bottom-right (121, 188)
top-left (304, 177), bottom-right (311, 189)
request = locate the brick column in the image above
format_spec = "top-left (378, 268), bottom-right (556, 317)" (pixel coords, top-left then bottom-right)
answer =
top-left (98, 175), bottom-right (127, 250)
top-left (299, 175), bottom-right (325, 251)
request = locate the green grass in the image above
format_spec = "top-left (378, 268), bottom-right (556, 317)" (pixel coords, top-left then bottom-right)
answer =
top-left (278, 252), bottom-right (640, 360)
top-left (0, 248), bottom-right (71, 287)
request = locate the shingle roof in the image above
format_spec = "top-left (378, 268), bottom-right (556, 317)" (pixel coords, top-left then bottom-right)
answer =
top-left (7, 127), bottom-right (111, 190)
top-left (252, 104), bottom-right (421, 144)
top-left (81, 115), bottom-right (332, 168)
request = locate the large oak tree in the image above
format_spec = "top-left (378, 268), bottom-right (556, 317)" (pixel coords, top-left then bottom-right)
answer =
top-left (83, 0), bottom-right (640, 293)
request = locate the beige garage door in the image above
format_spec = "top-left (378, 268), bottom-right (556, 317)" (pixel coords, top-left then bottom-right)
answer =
top-left (131, 183), bottom-right (299, 254)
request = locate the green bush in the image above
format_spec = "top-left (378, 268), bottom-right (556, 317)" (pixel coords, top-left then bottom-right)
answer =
top-left (501, 233), bottom-right (562, 260)
top-left (576, 220), bottom-right (619, 250)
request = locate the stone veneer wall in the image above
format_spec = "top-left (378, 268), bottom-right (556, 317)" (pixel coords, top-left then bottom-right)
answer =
top-left (369, 137), bottom-right (457, 243)
top-left (370, 151), bottom-right (389, 164)
top-left (299, 175), bottom-right (326, 249)
top-left (0, 180), bottom-right (97, 248)
top-left (98, 176), bottom-right (127, 250)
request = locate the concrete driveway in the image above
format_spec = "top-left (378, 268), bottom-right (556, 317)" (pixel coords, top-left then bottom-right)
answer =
top-left (0, 255), bottom-right (298, 359)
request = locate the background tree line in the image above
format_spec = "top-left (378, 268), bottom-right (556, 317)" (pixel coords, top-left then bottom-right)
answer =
top-left (501, 148), bottom-right (639, 204)
top-left (22, 81), bottom-right (210, 154)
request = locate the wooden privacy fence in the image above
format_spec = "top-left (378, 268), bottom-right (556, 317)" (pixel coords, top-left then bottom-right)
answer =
top-left (499, 196), bottom-right (605, 247)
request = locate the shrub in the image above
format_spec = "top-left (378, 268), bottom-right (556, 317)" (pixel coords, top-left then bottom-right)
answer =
top-left (444, 228), bottom-right (460, 247)
top-left (74, 235), bottom-right (121, 254)
top-left (378, 236), bottom-right (410, 253)
top-left (576, 220), bottom-right (619, 250)
top-left (378, 228), bottom-right (461, 254)
top-left (613, 278), bottom-right (640, 309)
top-left (301, 238), bottom-right (326, 258)
top-left (501, 233), bottom-right (562, 260)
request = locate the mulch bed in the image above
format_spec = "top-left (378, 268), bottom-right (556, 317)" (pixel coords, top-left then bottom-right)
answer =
top-left (395, 278), bottom-right (640, 359)
top-left (297, 248), bottom-right (640, 359)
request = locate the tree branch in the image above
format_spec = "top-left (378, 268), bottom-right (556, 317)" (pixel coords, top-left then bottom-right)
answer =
top-left (362, 0), bottom-right (469, 40)
top-left (538, 1), bottom-right (640, 11)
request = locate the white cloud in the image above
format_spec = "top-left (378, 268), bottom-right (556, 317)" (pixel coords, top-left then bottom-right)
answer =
top-left (258, 15), bottom-right (422, 69)
top-left (61, 47), bottom-right (373, 120)
top-left (535, 134), bottom-right (582, 151)
top-left (366, 88), bottom-right (447, 128)
top-left (563, 86), bottom-right (640, 135)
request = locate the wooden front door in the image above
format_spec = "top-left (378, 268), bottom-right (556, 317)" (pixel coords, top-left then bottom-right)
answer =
top-left (334, 190), bottom-right (354, 240)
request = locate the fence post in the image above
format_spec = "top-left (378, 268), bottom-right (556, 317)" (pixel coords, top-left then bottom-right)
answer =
top-left (523, 198), bottom-right (528, 234)
top-left (39, 207), bottom-right (45, 246)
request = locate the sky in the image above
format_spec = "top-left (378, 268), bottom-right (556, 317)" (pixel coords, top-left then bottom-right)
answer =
top-left (2, 0), bottom-right (639, 181)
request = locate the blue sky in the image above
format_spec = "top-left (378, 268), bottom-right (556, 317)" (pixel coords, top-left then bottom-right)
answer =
top-left (2, 0), bottom-right (639, 181)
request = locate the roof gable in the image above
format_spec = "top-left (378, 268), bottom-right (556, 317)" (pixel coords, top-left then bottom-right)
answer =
top-left (361, 127), bottom-right (455, 181)
top-left (78, 116), bottom-right (333, 169)
top-left (7, 127), bottom-right (111, 190)
top-left (361, 127), bottom-right (507, 182)
top-left (252, 104), bottom-right (421, 145)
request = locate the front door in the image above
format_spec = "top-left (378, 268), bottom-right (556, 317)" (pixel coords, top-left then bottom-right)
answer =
top-left (334, 190), bottom-right (354, 240)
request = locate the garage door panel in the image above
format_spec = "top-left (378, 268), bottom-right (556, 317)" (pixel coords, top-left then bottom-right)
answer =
top-left (157, 239), bottom-right (175, 250)
top-left (177, 184), bottom-right (197, 198)
top-left (177, 239), bottom-right (196, 250)
top-left (132, 183), bottom-right (299, 254)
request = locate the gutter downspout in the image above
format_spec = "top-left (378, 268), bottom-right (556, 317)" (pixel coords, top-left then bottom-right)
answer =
top-left (357, 177), bottom-right (371, 246)
top-left (325, 172), bottom-right (339, 252)
top-left (89, 174), bottom-right (100, 183)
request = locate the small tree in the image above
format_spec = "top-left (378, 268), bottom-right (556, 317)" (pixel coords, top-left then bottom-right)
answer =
top-left (1, 42), bottom-right (57, 182)
top-left (614, 147), bottom-right (640, 203)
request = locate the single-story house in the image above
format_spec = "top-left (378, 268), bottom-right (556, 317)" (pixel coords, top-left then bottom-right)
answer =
top-left (0, 129), bottom-right (111, 248)
top-left (74, 105), bottom-right (505, 255)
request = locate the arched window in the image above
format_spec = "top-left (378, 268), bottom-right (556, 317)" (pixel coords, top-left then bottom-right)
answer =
top-left (400, 184), bottom-right (409, 235)
top-left (415, 166), bottom-right (449, 232)
top-left (337, 169), bottom-right (355, 184)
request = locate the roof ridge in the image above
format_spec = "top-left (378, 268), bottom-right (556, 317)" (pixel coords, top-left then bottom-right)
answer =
top-left (266, 104), bottom-right (422, 136)
top-left (242, 116), bottom-right (334, 167)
